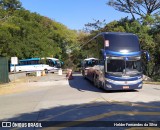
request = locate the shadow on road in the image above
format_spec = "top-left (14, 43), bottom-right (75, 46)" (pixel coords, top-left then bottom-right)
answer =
top-left (1, 101), bottom-right (160, 129)
top-left (68, 74), bottom-right (105, 93)
top-left (68, 73), bottom-right (138, 93)
top-left (1, 73), bottom-right (159, 129)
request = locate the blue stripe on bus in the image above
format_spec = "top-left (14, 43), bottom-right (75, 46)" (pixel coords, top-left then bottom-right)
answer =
top-left (105, 74), bottom-right (142, 81)
top-left (105, 50), bottom-right (141, 57)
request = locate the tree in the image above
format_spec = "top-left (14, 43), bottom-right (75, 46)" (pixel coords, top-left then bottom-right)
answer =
top-left (107, 0), bottom-right (160, 20)
top-left (0, 0), bottom-right (22, 11)
top-left (84, 19), bottom-right (106, 33)
top-left (148, 13), bottom-right (160, 80)
top-left (0, 8), bottom-right (79, 63)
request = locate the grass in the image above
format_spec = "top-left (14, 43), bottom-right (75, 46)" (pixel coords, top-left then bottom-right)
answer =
top-left (143, 81), bottom-right (160, 85)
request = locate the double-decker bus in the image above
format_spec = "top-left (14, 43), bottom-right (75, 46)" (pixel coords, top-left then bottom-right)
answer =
top-left (82, 32), bottom-right (150, 90)
top-left (10, 58), bottom-right (60, 73)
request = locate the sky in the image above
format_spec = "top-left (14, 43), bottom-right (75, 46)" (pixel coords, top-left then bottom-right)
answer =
top-left (20, 0), bottom-right (131, 30)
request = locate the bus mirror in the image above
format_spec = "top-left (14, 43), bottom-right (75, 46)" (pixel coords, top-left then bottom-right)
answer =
top-left (124, 57), bottom-right (129, 61)
top-left (142, 50), bottom-right (150, 62)
top-left (104, 52), bottom-right (106, 60)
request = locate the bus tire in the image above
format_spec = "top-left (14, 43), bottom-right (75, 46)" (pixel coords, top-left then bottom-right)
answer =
top-left (93, 75), bottom-right (100, 88)
top-left (82, 71), bottom-right (86, 79)
top-left (44, 69), bottom-right (48, 74)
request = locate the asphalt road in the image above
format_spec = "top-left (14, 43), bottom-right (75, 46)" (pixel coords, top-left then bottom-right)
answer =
top-left (0, 73), bottom-right (160, 129)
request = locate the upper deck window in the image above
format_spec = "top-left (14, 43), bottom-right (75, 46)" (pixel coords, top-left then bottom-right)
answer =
top-left (104, 33), bottom-right (140, 52)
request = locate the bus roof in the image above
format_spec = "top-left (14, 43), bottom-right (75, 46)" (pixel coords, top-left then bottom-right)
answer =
top-left (101, 32), bottom-right (136, 36)
top-left (87, 32), bottom-right (137, 42)
top-left (103, 32), bottom-right (140, 52)
top-left (84, 58), bottom-right (98, 61)
top-left (87, 32), bottom-right (140, 52)
top-left (46, 57), bottom-right (59, 61)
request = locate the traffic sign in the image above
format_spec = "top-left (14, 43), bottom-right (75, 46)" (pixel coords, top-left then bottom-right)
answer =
top-left (11, 57), bottom-right (18, 65)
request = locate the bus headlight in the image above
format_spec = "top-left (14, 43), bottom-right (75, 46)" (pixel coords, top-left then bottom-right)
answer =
top-left (106, 84), bottom-right (112, 88)
top-left (138, 83), bottom-right (142, 87)
top-left (106, 78), bottom-right (115, 83)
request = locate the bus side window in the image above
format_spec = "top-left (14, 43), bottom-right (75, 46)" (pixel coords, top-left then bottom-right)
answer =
top-left (88, 61), bottom-right (91, 67)
top-left (20, 61), bottom-right (25, 65)
top-left (86, 60), bottom-right (92, 67)
top-left (48, 60), bottom-right (54, 67)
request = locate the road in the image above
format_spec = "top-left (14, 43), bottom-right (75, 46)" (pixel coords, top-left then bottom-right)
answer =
top-left (0, 73), bottom-right (160, 129)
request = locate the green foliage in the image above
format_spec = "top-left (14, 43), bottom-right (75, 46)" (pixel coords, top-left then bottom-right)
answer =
top-left (103, 20), bottom-right (125, 32)
top-left (0, 0), bottom-right (22, 11)
top-left (0, 0), bottom-right (159, 77)
top-left (0, 0), bottom-right (79, 70)
top-left (0, 4), bottom-right (78, 65)
top-left (106, 0), bottom-right (160, 20)
top-left (84, 19), bottom-right (106, 33)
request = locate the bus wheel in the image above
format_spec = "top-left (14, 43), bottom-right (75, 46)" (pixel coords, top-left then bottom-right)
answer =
top-left (44, 69), bottom-right (48, 74)
top-left (93, 75), bottom-right (100, 88)
top-left (82, 71), bottom-right (84, 76)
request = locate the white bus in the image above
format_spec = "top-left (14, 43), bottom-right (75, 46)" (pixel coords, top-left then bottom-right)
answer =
top-left (10, 58), bottom-right (57, 73)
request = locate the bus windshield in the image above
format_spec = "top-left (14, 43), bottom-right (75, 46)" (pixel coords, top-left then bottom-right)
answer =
top-left (46, 59), bottom-right (62, 68)
top-left (107, 59), bottom-right (142, 76)
top-left (83, 59), bottom-right (99, 68)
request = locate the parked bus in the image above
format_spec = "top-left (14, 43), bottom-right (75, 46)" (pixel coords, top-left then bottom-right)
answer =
top-left (45, 57), bottom-right (63, 69)
top-left (10, 58), bottom-right (58, 73)
top-left (82, 32), bottom-right (150, 90)
top-left (81, 58), bottom-right (99, 76)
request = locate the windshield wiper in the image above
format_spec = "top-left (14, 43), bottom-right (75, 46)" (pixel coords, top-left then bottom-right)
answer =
top-left (107, 72), bottom-right (123, 76)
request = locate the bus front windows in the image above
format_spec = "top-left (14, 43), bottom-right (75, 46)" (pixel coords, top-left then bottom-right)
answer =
top-left (46, 59), bottom-right (62, 68)
top-left (106, 59), bottom-right (142, 76)
top-left (56, 61), bottom-right (62, 68)
top-left (125, 60), bottom-right (142, 75)
top-left (107, 59), bottom-right (124, 76)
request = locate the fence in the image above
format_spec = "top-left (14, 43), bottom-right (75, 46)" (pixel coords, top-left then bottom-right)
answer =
top-left (0, 57), bottom-right (9, 83)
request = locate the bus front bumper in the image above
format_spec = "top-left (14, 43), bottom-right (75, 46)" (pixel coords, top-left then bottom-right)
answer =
top-left (104, 80), bottom-right (143, 90)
